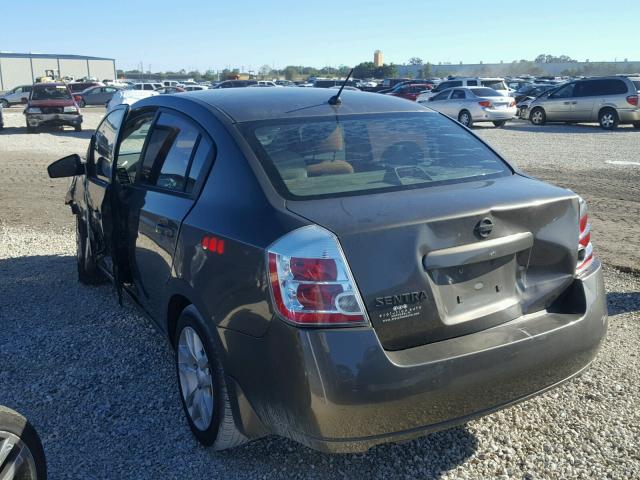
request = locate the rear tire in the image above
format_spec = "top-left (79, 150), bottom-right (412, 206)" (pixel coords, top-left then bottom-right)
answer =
top-left (0, 406), bottom-right (47, 480)
top-left (78, 99), bottom-right (86, 108)
top-left (174, 306), bottom-right (247, 450)
top-left (26, 123), bottom-right (36, 134)
top-left (598, 108), bottom-right (618, 130)
top-left (530, 107), bottom-right (546, 125)
top-left (633, 122), bottom-right (640, 129)
top-left (75, 124), bottom-right (82, 132)
top-left (0, 99), bottom-right (8, 108)
top-left (493, 120), bottom-right (507, 128)
top-left (76, 216), bottom-right (104, 285)
top-left (458, 110), bottom-right (473, 128)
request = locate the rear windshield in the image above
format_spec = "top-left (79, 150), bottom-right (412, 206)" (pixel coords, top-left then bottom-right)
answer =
top-left (470, 88), bottom-right (502, 97)
top-left (240, 112), bottom-right (511, 199)
top-left (31, 85), bottom-right (72, 100)
top-left (632, 80), bottom-right (640, 91)
top-left (481, 80), bottom-right (507, 90)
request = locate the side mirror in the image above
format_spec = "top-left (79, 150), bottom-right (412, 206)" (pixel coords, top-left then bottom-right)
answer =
top-left (47, 154), bottom-right (84, 178)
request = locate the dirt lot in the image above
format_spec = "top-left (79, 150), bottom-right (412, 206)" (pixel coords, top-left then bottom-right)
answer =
top-left (1, 105), bottom-right (639, 479)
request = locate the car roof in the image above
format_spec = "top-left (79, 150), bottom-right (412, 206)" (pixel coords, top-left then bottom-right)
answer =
top-left (183, 88), bottom-right (425, 123)
top-left (33, 82), bottom-right (67, 88)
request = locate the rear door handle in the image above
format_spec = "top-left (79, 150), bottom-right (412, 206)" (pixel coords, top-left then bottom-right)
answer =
top-left (155, 223), bottom-right (175, 238)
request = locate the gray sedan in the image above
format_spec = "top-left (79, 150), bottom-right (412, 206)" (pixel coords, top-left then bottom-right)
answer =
top-left (73, 86), bottom-right (122, 107)
top-left (419, 87), bottom-right (516, 127)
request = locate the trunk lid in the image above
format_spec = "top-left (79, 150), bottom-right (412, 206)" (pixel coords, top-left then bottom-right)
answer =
top-left (286, 174), bottom-right (579, 350)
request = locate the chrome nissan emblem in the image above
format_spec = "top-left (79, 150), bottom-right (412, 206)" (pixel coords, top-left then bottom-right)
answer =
top-left (476, 218), bottom-right (494, 238)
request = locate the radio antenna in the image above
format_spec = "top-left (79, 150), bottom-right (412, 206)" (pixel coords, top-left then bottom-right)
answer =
top-left (328, 68), bottom-right (354, 106)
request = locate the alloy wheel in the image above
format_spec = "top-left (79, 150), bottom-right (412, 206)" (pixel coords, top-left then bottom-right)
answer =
top-left (459, 112), bottom-right (470, 126)
top-left (0, 431), bottom-right (38, 480)
top-left (600, 113), bottom-right (614, 128)
top-left (177, 327), bottom-right (214, 431)
top-left (531, 111), bottom-right (543, 124)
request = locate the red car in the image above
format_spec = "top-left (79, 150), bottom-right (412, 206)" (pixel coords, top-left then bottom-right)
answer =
top-left (24, 83), bottom-right (83, 133)
top-left (387, 83), bottom-right (432, 101)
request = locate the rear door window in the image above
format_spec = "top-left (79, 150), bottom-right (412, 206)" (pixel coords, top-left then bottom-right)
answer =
top-left (138, 112), bottom-right (211, 194)
top-left (240, 112), bottom-right (511, 199)
top-left (431, 90), bottom-right (451, 101)
top-left (451, 89), bottom-right (466, 99)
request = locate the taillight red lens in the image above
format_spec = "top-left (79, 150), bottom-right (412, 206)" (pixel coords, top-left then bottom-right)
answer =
top-left (576, 198), bottom-right (594, 273)
top-left (478, 100), bottom-right (492, 107)
top-left (626, 95), bottom-right (638, 106)
top-left (509, 100), bottom-right (516, 107)
top-left (267, 226), bottom-right (368, 326)
top-left (290, 257), bottom-right (337, 281)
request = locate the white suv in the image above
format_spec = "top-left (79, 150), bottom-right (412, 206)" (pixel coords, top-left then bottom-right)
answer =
top-left (0, 85), bottom-right (33, 107)
top-left (418, 77), bottom-right (510, 102)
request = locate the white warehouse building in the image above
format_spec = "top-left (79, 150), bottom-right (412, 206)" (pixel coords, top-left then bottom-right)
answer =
top-left (0, 52), bottom-right (116, 91)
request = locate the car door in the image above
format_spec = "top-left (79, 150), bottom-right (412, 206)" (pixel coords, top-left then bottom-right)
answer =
top-left (83, 106), bottom-right (128, 275)
top-left (118, 109), bottom-right (213, 318)
top-left (542, 82), bottom-right (576, 121)
top-left (425, 90), bottom-right (453, 114)
top-left (571, 81), bottom-right (596, 121)
top-left (446, 89), bottom-right (468, 117)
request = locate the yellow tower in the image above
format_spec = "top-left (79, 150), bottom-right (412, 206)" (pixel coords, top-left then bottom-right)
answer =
top-left (374, 50), bottom-right (383, 67)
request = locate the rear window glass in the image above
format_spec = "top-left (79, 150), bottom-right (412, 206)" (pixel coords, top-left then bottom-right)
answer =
top-left (631, 79), bottom-right (640, 90)
top-left (240, 113), bottom-right (511, 199)
top-left (481, 80), bottom-right (507, 90)
top-left (470, 88), bottom-right (501, 97)
top-left (31, 85), bottom-right (71, 100)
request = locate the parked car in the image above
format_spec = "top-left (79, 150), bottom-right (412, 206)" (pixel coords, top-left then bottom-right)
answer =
top-left (183, 85), bottom-right (208, 91)
top-left (132, 83), bottom-right (163, 91)
top-left (528, 76), bottom-right (640, 129)
top-left (0, 406), bottom-right (47, 479)
top-left (512, 84), bottom-right (558, 104)
top-left (47, 88), bottom-right (606, 454)
top-left (420, 87), bottom-right (516, 127)
top-left (163, 80), bottom-right (183, 88)
top-left (247, 81), bottom-right (278, 87)
top-left (275, 80), bottom-right (295, 87)
top-left (212, 80), bottom-right (258, 89)
top-left (387, 83), bottom-right (432, 101)
top-left (24, 83), bottom-right (82, 133)
top-left (67, 81), bottom-right (102, 93)
top-left (515, 85), bottom-right (562, 118)
top-left (73, 86), bottom-right (122, 107)
top-left (0, 84), bottom-right (33, 107)
top-left (106, 89), bottom-right (159, 112)
top-left (155, 86), bottom-right (186, 94)
top-left (329, 85), bottom-right (360, 91)
top-left (418, 77), bottom-right (511, 101)
top-left (0, 103), bottom-right (3, 130)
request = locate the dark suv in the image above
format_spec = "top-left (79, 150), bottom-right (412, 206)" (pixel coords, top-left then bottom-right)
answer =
top-left (48, 88), bottom-right (606, 453)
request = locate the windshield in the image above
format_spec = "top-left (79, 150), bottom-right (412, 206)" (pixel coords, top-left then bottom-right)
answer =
top-left (31, 85), bottom-right (72, 100)
top-left (470, 88), bottom-right (502, 97)
top-left (240, 112), bottom-right (511, 199)
top-left (481, 80), bottom-right (507, 90)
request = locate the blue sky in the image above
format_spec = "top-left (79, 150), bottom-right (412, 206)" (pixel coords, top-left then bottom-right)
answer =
top-left (0, 0), bottom-right (636, 72)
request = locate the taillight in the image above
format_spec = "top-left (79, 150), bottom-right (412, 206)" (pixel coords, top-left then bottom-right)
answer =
top-left (576, 197), bottom-right (594, 273)
top-left (509, 100), bottom-right (516, 107)
top-left (478, 100), bottom-right (492, 108)
top-left (626, 95), bottom-right (638, 106)
top-left (267, 225), bottom-right (369, 327)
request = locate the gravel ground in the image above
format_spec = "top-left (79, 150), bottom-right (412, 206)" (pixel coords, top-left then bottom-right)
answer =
top-left (1, 105), bottom-right (639, 479)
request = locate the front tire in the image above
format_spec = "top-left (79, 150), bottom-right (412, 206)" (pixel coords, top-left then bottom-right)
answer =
top-left (598, 109), bottom-right (619, 130)
top-left (530, 107), bottom-right (546, 125)
top-left (26, 123), bottom-right (36, 134)
top-left (0, 99), bottom-right (9, 108)
top-left (74, 124), bottom-right (82, 132)
top-left (633, 122), bottom-right (640, 129)
top-left (78, 99), bottom-right (86, 108)
top-left (0, 406), bottom-right (47, 480)
top-left (458, 110), bottom-right (473, 128)
top-left (493, 120), bottom-right (507, 128)
top-left (76, 216), bottom-right (104, 285)
top-left (175, 306), bottom-right (247, 450)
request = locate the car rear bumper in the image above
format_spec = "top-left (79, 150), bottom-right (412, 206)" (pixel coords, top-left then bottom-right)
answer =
top-left (617, 108), bottom-right (640, 123)
top-left (225, 260), bottom-right (606, 452)
top-left (26, 113), bottom-right (82, 128)
top-left (476, 107), bottom-right (517, 121)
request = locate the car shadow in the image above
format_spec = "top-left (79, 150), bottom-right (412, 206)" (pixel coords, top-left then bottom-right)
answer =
top-left (0, 252), bottom-right (479, 479)
top-left (216, 426), bottom-right (478, 479)
top-left (477, 122), bottom-right (639, 134)
top-left (607, 291), bottom-right (640, 316)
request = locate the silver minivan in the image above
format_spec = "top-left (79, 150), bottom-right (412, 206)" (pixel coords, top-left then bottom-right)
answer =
top-left (0, 84), bottom-right (33, 107)
top-left (528, 76), bottom-right (640, 129)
